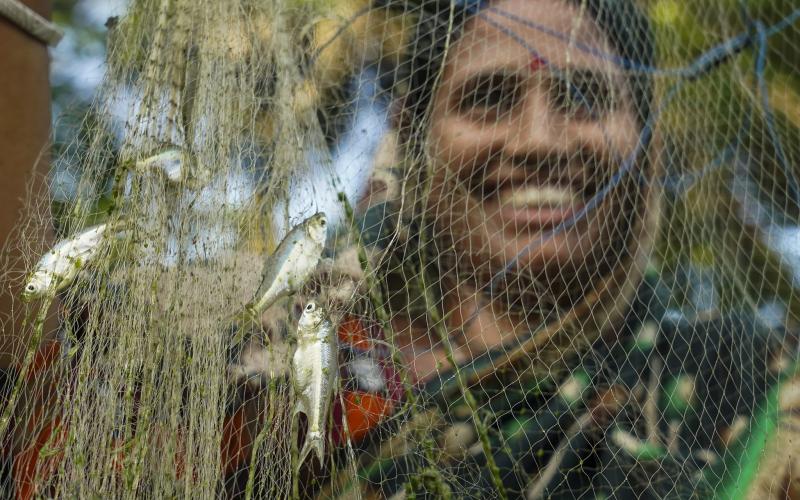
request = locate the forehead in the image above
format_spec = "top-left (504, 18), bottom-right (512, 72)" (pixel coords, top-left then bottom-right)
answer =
top-left (445, 0), bottom-right (619, 80)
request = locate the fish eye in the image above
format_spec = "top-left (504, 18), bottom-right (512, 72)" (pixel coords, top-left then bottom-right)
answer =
top-left (306, 302), bottom-right (315, 312)
top-left (26, 284), bottom-right (35, 292)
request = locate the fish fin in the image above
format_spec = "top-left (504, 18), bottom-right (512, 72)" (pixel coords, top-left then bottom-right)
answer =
top-left (298, 430), bottom-right (325, 467)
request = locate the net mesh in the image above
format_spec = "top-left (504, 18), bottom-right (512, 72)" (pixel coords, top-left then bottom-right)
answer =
top-left (3, 0), bottom-right (800, 498)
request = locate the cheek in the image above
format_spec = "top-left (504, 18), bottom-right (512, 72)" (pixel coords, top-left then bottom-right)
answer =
top-left (428, 117), bottom-right (495, 181)
top-left (572, 112), bottom-right (640, 164)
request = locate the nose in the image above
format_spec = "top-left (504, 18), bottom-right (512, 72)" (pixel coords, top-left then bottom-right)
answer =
top-left (499, 85), bottom-right (565, 162)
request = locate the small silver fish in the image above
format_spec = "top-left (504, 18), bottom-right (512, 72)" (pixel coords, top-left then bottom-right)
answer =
top-left (292, 300), bottom-right (337, 466)
top-left (134, 148), bottom-right (211, 187)
top-left (22, 223), bottom-right (110, 301)
top-left (247, 212), bottom-right (327, 315)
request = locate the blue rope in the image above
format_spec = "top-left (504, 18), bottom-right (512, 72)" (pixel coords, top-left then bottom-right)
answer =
top-left (662, 109), bottom-right (751, 196)
top-left (754, 20), bottom-right (800, 210)
top-left (478, 13), bottom-right (551, 69)
top-left (767, 8), bottom-right (800, 36)
top-left (484, 5), bottom-right (800, 80)
top-left (662, 145), bottom-right (736, 196)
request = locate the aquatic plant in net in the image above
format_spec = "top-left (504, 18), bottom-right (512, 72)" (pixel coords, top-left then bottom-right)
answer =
top-left (3, 0), bottom-right (800, 498)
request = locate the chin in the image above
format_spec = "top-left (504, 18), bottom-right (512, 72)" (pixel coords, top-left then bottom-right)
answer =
top-left (481, 218), bottom-right (592, 271)
top-left (458, 230), bottom-right (607, 313)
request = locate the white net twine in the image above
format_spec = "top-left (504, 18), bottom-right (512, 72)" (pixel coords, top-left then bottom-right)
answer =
top-left (3, 0), bottom-right (800, 498)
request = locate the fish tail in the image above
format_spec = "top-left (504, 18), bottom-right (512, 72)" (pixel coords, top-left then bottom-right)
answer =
top-left (298, 430), bottom-right (325, 467)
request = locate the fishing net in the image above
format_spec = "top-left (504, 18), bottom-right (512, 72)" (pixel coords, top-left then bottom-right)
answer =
top-left (3, 0), bottom-right (800, 497)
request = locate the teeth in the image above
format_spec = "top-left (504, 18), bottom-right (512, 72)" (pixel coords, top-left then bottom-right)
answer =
top-left (506, 186), bottom-right (576, 208)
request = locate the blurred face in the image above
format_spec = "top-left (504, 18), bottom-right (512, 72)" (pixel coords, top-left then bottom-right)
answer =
top-left (425, 0), bottom-right (640, 300)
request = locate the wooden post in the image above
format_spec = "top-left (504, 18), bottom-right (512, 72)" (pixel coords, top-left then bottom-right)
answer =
top-left (0, 0), bottom-right (54, 371)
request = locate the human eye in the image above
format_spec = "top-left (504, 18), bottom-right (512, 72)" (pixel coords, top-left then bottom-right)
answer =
top-left (457, 72), bottom-right (524, 119)
top-left (550, 71), bottom-right (616, 120)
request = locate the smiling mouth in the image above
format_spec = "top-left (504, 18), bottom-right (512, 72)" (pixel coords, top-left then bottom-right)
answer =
top-left (478, 171), bottom-right (598, 230)
top-left (506, 185), bottom-right (577, 208)
top-left (495, 187), bottom-right (583, 230)
top-left (465, 159), bottom-right (604, 231)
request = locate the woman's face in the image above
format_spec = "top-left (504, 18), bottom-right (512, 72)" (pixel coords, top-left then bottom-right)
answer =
top-left (426, 0), bottom-right (640, 297)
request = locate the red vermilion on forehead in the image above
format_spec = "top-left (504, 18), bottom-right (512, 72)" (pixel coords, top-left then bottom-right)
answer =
top-left (530, 54), bottom-right (545, 72)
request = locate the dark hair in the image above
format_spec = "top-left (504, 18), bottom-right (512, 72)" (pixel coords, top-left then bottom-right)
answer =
top-left (384, 0), bottom-right (654, 131)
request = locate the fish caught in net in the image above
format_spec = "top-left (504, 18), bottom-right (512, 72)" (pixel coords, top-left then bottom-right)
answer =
top-left (2, 0), bottom-right (800, 498)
